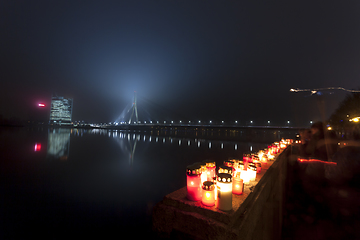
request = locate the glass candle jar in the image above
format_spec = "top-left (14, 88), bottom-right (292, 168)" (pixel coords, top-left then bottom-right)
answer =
top-left (240, 170), bottom-right (250, 184)
top-left (204, 160), bottom-right (216, 181)
top-left (232, 172), bottom-right (244, 195)
top-left (248, 163), bottom-right (257, 181)
top-left (218, 165), bottom-right (233, 175)
top-left (217, 173), bottom-right (233, 211)
top-left (186, 164), bottom-right (202, 201)
top-left (255, 162), bottom-right (261, 173)
top-left (202, 181), bottom-right (215, 206)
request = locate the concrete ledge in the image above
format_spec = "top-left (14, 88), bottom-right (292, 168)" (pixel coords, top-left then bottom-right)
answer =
top-left (152, 153), bottom-right (288, 239)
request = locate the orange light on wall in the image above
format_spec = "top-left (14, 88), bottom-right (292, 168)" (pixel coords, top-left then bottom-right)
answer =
top-left (297, 158), bottom-right (337, 165)
top-left (232, 173), bottom-right (244, 195)
top-left (202, 181), bottom-right (215, 206)
top-left (217, 173), bottom-right (233, 211)
top-left (186, 164), bottom-right (202, 201)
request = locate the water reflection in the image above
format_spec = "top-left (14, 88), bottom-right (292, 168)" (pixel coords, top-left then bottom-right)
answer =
top-left (61, 128), bottom-right (297, 165)
top-left (47, 128), bottom-right (70, 160)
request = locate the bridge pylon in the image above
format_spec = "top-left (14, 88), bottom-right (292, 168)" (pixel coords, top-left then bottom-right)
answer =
top-left (128, 91), bottom-right (139, 124)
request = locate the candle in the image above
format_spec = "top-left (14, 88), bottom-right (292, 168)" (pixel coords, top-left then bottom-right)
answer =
top-left (186, 164), bottom-right (202, 201)
top-left (203, 160), bottom-right (216, 181)
top-left (240, 170), bottom-right (250, 184)
top-left (217, 173), bottom-right (233, 211)
top-left (255, 162), bottom-right (262, 173)
top-left (199, 162), bottom-right (207, 185)
top-left (202, 181), bottom-right (215, 206)
top-left (232, 173), bottom-right (244, 195)
top-left (218, 165), bottom-right (233, 175)
top-left (212, 177), bottom-right (218, 200)
top-left (248, 164), bottom-right (257, 181)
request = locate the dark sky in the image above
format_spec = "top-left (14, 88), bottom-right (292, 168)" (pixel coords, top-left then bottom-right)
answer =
top-left (1, 1), bottom-right (359, 126)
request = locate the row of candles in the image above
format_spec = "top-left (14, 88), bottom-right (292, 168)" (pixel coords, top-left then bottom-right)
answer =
top-left (186, 139), bottom-right (293, 211)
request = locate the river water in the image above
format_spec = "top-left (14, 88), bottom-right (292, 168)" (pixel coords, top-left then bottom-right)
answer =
top-left (0, 126), bottom-right (297, 238)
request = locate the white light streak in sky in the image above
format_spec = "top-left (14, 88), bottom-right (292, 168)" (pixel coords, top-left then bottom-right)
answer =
top-left (290, 87), bottom-right (360, 94)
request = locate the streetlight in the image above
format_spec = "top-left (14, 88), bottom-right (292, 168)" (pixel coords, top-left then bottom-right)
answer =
top-left (222, 121), bottom-right (224, 124)
top-left (209, 120), bottom-right (212, 124)
top-left (235, 121), bottom-right (238, 124)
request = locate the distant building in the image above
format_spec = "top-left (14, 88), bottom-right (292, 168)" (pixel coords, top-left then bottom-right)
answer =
top-left (49, 96), bottom-right (73, 125)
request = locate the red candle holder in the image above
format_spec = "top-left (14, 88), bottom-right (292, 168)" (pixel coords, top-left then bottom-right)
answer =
top-left (186, 164), bottom-right (202, 201)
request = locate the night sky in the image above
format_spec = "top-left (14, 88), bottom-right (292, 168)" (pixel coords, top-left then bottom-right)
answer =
top-left (1, 1), bottom-right (359, 126)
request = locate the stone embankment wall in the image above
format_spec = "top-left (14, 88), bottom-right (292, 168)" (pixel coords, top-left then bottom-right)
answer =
top-left (152, 151), bottom-right (289, 240)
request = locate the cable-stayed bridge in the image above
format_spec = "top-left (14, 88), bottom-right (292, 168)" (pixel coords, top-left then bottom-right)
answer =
top-left (106, 92), bottom-right (305, 130)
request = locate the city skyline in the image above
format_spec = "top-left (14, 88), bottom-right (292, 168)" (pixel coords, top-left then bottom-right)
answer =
top-left (1, 1), bottom-right (359, 125)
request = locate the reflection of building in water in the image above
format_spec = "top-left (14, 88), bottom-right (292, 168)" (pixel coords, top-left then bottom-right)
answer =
top-left (47, 128), bottom-right (71, 160)
top-left (49, 96), bottom-right (73, 125)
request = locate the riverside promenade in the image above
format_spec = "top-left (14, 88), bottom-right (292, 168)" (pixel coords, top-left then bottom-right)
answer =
top-left (152, 144), bottom-right (360, 239)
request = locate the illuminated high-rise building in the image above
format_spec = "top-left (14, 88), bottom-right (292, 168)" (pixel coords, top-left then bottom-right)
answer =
top-left (49, 96), bottom-right (73, 125)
